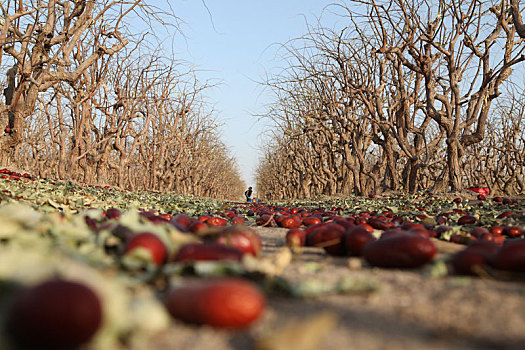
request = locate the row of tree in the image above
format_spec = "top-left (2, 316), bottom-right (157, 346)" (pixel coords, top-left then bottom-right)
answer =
top-left (256, 0), bottom-right (525, 200)
top-left (0, 0), bottom-right (245, 199)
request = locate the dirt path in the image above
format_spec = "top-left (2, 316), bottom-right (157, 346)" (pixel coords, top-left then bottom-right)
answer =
top-left (152, 227), bottom-right (525, 350)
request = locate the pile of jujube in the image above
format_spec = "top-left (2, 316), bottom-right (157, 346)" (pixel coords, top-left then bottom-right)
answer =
top-left (451, 239), bottom-right (525, 275)
top-left (105, 209), bottom-right (266, 328)
top-left (278, 210), bottom-right (438, 268)
top-left (89, 208), bottom-right (263, 265)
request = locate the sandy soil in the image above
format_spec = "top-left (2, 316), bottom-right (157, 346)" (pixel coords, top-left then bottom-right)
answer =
top-left (151, 226), bottom-right (525, 350)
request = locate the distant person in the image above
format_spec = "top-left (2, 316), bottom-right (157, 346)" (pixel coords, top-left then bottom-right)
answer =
top-left (245, 187), bottom-right (253, 202)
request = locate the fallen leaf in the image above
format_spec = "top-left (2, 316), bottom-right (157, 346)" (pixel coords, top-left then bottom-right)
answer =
top-left (256, 312), bottom-right (338, 350)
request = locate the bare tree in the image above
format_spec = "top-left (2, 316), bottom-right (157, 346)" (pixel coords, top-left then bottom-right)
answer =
top-left (464, 83), bottom-right (525, 194)
top-left (368, 0), bottom-right (525, 191)
top-left (0, 1), bottom-right (245, 199)
top-left (0, 0), bottom-right (137, 164)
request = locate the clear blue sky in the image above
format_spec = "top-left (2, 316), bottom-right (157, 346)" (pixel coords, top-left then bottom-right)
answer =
top-left (165, 1), bottom-right (330, 190)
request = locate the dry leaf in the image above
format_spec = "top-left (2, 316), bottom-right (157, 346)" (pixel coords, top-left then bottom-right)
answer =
top-left (256, 312), bottom-right (338, 350)
top-left (243, 247), bottom-right (292, 276)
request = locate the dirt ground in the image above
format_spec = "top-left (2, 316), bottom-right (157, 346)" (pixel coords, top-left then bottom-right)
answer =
top-left (151, 226), bottom-right (525, 350)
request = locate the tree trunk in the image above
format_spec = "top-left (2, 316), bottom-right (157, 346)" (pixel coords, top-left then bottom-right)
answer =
top-left (447, 137), bottom-right (462, 192)
top-left (383, 143), bottom-right (398, 191)
top-left (407, 158), bottom-right (419, 194)
top-left (1, 67), bottom-right (19, 166)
